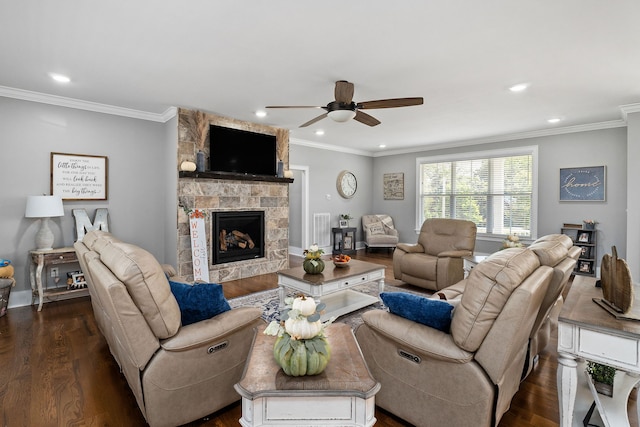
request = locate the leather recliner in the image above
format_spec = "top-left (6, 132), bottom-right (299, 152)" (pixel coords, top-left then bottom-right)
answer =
top-left (74, 230), bottom-right (264, 427)
top-left (393, 218), bottom-right (477, 291)
top-left (356, 248), bottom-right (553, 427)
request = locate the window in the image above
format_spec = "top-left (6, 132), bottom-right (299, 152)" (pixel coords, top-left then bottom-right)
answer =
top-left (416, 147), bottom-right (537, 238)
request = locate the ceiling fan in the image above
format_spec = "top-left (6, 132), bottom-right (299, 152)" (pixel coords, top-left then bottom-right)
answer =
top-left (265, 80), bottom-right (423, 127)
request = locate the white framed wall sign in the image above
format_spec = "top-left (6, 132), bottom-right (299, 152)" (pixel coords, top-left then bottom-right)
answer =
top-left (51, 152), bottom-right (108, 200)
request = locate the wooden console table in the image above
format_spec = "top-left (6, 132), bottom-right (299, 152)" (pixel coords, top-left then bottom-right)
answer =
top-left (557, 275), bottom-right (640, 426)
top-left (29, 247), bottom-right (87, 311)
top-left (235, 323), bottom-right (380, 427)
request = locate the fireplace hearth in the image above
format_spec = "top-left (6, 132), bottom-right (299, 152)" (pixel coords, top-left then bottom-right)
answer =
top-left (212, 211), bottom-right (265, 264)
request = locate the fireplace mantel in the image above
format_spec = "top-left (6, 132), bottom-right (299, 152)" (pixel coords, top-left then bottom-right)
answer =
top-left (179, 171), bottom-right (293, 183)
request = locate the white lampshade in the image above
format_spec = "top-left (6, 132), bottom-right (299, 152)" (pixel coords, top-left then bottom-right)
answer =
top-left (25, 195), bottom-right (64, 250)
top-left (25, 195), bottom-right (64, 218)
top-left (327, 109), bottom-right (356, 123)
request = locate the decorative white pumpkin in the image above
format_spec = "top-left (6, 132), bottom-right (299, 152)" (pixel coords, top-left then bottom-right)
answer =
top-left (291, 295), bottom-right (316, 316)
top-left (284, 317), bottom-right (322, 340)
top-left (180, 161), bottom-right (197, 172)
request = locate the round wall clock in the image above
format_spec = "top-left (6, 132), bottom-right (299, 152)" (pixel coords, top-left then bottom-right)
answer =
top-left (337, 170), bottom-right (357, 199)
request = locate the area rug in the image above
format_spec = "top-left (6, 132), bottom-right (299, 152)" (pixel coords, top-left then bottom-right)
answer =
top-left (228, 282), bottom-right (429, 330)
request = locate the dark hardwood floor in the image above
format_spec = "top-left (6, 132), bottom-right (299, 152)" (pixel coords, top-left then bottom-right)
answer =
top-left (0, 249), bottom-right (636, 426)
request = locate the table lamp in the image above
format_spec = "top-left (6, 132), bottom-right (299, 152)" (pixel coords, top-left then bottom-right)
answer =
top-left (25, 195), bottom-right (65, 250)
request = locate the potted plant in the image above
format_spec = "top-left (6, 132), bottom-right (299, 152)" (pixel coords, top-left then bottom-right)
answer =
top-left (586, 361), bottom-right (616, 397)
top-left (340, 214), bottom-right (354, 227)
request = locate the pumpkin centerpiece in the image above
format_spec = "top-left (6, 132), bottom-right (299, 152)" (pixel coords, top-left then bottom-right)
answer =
top-left (264, 295), bottom-right (335, 376)
top-left (302, 244), bottom-right (325, 274)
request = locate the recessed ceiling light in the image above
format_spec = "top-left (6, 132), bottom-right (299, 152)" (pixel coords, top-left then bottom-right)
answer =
top-left (509, 83), bottom-right (529, 92)
top-left (547, 117), bottom-right (562, 124)
top-left (50, 73), bottom-right (71, 83)
top-left (315, 130), bottom-right (325, 136)
top-left (255, 110), bottom-right (267, 118)
top-left (379, 144), bottom-right (386, 149)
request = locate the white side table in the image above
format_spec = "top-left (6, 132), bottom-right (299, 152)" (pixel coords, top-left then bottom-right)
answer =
top-left (463, 255), bottom-right (487, 278)
top-left (235, 323), bottom-right (380, 427)
top-left (557, 275), bottom-right (640, 427)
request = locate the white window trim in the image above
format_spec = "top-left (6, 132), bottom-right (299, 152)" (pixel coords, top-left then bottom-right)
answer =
top-left (415, 145), bottom-right (539, 240)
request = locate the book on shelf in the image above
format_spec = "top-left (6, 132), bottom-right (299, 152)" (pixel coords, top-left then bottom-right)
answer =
top-left (563, 223), bottom-right (583, 229)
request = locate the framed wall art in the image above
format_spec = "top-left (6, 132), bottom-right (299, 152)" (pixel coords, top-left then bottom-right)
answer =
top-left (383, 172), bottom-right (404, 200)
top-left (559, 166), bottom-right (606, 202)
top-left (51, 152), bottom-right (108, 200)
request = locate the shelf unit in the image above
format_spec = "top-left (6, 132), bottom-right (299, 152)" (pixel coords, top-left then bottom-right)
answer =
top-left (332, 227), bottom-right (357, 255)
top-left (29, 247), bottom-right (87, 311)
top-left (561, 226), bottom-right (597, 277)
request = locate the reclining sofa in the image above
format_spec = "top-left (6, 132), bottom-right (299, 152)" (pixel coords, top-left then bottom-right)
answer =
top-left (357, 246), bottom-right (555, 427)
top-left (74, 230), bottom-right (264, 427)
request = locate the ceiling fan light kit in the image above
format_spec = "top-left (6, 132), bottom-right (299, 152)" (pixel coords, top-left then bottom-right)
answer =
top-left (266, 80), bottom-right (423, 128)
top-left (327, 109), bottom-right (356, 122)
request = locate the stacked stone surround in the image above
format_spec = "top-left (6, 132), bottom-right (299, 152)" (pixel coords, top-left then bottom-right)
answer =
top-left (177, 108), bottom-right (290, 282)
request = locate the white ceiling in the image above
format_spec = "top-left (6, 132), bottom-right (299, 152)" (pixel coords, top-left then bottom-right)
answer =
top-left (2, 1), bottom-right (640, 155)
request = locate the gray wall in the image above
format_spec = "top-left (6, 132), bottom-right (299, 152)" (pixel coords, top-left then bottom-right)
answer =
top-left (289, 142), bottom-right (373, 248)
top-left (371, 127), bottom-right (628, 267)
top-left (288, 169), bottom-right (303, 248)
top-left (0, 97), bottom-right (172, 305)
top-left (627, 112), bottom-right (640, 279)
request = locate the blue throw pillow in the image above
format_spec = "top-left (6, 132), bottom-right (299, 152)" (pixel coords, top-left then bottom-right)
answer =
top-left (380, 292), bottom-right (454, 332)
top-left (169, 280), bottom-right (231, 326)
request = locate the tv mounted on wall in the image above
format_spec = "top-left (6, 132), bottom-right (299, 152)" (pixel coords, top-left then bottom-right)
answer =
top-left (209, 125), bottom-right (277, 176)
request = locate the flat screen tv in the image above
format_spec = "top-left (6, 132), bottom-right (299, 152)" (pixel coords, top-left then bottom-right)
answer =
top-left (209, 125), bottom-right (277, 176)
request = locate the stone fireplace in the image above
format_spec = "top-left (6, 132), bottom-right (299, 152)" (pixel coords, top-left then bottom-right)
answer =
top-left (176, 108), bottom-right (291, 282)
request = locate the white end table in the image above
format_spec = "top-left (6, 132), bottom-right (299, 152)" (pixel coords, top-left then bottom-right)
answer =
top-left (235, 323), bottom-right (380, 427)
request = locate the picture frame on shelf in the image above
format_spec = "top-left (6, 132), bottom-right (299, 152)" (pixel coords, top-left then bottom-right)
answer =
top-left (339, 219), bottom-right (348, 228)
top-left (578, 232), bottom-right (591, 243)
top-left (71, 272), bottom-right (87, 289)
top-left (343, 236), bottom-right (353, 250)
top-left (581, 246), bottom-right (591, 259)
top-left (579, 261), bottom-right (593, 273)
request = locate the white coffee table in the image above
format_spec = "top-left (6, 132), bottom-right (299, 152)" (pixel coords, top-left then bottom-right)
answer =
top-left (277, 259), bottom-right (385, 321)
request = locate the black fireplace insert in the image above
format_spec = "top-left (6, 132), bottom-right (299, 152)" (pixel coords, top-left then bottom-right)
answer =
top-left (212, 211), bottom-right (265, 264)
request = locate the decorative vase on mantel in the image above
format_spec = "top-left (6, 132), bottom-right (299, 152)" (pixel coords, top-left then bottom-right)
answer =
top-left (303, 258), bottom-right (325, 274)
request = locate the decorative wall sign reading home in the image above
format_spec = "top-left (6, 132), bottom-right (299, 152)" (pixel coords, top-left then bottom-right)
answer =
top-left (51, 153), bottom-right (108, 200)
top-left (559, 166), bottom-right (606, 202)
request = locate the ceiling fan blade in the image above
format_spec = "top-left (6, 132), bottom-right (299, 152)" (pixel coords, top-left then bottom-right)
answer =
top-left (300, 113), bottom-right (328, 127)
top-left (334, 80), bottom-right (354, 104)
top-left (265, 105), bottom-right (324, 109)
top-left (354, 110), bottom-right (381, 127)
top-left (357, 97), bottom-right (424, 109)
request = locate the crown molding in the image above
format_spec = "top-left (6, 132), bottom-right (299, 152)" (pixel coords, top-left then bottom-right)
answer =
top-left (372, 119), bottom-right (626, 157)
top-left (0, 86), bottom-right (176, 123)
top-left (289, 137), bottom-right (373, 157)
top-left (620, 103), bottom-right (640, 122)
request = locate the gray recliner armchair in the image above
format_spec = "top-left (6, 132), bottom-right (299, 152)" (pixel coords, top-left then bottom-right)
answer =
top-left (362, 214), bottom-right (399, 252)
top-left (393, 218), bottom-right (477, 291)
